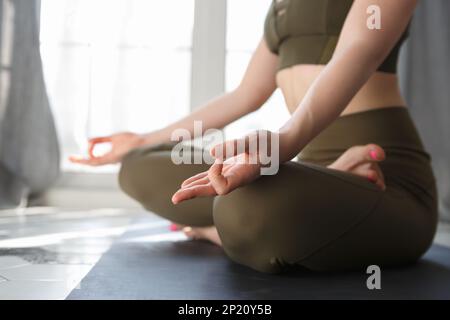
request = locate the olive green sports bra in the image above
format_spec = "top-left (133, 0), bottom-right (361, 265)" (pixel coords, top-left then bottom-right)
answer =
top-left (264, 0), bottom-right (409, 72)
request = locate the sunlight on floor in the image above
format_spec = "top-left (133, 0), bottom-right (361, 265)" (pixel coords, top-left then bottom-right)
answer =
top-left (0, 208), bottom-right (140, 299)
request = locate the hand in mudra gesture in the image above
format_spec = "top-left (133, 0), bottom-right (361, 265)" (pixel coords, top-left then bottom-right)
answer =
top-left (172, 131), bottom-right (276, 204)
top-left (69, 132), bottom-right (145, 166)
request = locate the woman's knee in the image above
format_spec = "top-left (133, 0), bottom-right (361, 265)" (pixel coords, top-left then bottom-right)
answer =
top-left (118, 147), bottom-right (170, 208)
top-left (211, 162), bottom-right (343, 273)
top-left (213, 185), bottom-right (284, 274)
top-left (118, 145), bottom-right (214, 225)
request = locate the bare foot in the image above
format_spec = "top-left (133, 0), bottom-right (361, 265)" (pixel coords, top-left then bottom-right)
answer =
top-left (169, 223), bottom-right (222, 247)
top-left (328, 144), bottom-right (386, 190)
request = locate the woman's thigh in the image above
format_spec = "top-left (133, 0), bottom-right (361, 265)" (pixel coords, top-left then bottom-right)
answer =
top-left (213, 161), bottom-right (434, 273)
top-left (119, 143), bottom-right (214, 226)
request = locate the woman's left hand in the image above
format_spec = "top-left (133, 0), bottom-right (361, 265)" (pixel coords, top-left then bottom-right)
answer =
top-left (171, 152), bottom-right (261, 204)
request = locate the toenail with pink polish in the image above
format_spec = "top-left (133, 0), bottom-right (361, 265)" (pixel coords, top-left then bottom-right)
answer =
top-left (370, 150), bottom-right (378, 160)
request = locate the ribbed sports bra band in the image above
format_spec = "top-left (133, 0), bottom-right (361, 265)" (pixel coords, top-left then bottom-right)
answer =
top-left (264, 0), bottom-right (410, 73)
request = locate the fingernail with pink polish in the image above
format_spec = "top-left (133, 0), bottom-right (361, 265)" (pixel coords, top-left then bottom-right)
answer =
top-left (169, 223), bottom-right (178, 232)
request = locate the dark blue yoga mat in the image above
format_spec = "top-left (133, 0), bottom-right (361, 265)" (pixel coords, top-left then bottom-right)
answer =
top-left (68, 216), bottom-right (450, 300)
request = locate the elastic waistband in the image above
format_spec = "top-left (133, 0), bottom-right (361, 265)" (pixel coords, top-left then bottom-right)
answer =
top-left (299, 106), bottom-right (429, 165)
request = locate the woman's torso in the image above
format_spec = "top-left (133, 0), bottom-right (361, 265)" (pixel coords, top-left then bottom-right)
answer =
top-left (264, 0), bottom-right (408, 115)
top-left (276, 65), bottom-right (406, 115)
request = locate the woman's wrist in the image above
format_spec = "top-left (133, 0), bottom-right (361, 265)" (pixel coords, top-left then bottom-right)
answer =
top-left (139, 129), bottom-right (166, 146)
top-left (277, 124), bottom-right (308, 163)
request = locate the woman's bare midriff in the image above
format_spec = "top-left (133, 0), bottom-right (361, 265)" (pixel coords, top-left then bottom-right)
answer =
top-left (276, 64), bottom-right (407, 116)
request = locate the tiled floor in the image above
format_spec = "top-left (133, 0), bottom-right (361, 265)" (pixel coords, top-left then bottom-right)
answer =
top-left (0, 207), bottom-right (449, 300)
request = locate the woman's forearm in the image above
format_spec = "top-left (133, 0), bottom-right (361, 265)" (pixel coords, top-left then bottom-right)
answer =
top-left (141, 87), bottom-right (260, 146)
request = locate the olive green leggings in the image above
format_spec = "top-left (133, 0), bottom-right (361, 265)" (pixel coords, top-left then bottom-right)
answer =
top-left (119, 107), bottom-right (438, 273)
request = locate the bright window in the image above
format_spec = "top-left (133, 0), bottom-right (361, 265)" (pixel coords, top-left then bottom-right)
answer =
top-left (40, 0), bottom-right (194, 172)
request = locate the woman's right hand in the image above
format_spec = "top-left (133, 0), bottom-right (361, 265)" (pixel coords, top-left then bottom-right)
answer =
top-left (69, 132), bottom-right (146, 166)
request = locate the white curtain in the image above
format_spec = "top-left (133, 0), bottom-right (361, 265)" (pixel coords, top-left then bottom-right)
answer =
top-left (39, 0), bottom-right (194, 171)
top-left (0, 0), bottom-right (59, 208)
